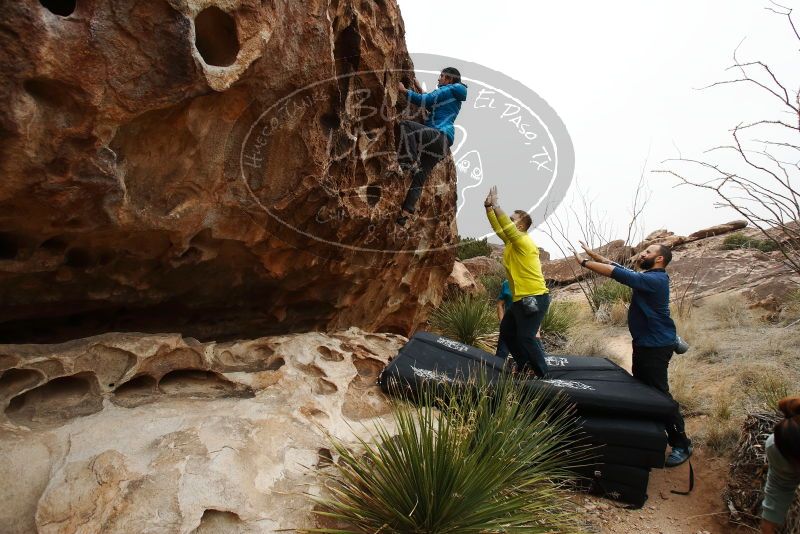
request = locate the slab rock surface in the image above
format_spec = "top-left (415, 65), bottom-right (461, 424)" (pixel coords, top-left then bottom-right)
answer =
top-left (0, 0), bottom-right (457, 344)
top-left (0, 328), bottom-right (405, 533)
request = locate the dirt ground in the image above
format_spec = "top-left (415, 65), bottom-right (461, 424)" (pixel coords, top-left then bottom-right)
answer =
top-left (574, 331), bottom-right (756, 534)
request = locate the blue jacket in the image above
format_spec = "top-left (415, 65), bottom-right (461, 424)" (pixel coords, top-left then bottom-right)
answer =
top-left (406, 83), bottom-right (467, 144)
top-left (497, 279), bottom-right (513, 312)
top-left (610, 263), bottom-right (677, 348)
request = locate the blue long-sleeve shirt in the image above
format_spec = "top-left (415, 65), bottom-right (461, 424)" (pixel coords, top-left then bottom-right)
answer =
top-left (405, 83), bottom-right (467, 144)
top-left (610, 263), bottom-right (677, 348)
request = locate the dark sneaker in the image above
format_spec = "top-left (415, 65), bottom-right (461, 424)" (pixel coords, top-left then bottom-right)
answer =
top-left (395, 215), bottom-right (408, 227)
top-left (665, 446), bottom-right (693, 467)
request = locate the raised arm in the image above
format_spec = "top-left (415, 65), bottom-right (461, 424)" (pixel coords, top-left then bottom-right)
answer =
top-left (486, 207), bottom-right (509, 244)
top-left (405, 85), bottom-right (453, 110)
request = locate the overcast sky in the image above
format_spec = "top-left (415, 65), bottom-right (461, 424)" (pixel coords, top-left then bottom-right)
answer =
top-left (397, 0), bottom-right (799, 254)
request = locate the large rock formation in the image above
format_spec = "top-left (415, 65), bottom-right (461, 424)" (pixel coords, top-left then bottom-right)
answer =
top-left (0, 0), bottom-right (457, 343)
top-left (0, 329), bottom-right (404, 533)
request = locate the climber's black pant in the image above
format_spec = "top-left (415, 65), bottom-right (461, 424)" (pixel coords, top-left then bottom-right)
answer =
top-left (632, 344), bottom-right (691, 449)
top-left (397, 120), bottom-right (450, 213)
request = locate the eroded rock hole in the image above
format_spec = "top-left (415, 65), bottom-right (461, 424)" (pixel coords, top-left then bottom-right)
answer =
top-left (313, 378), bottom-right (338, 395)
top-left (194, 7), bottom-right (239, 67)
top-left (334, 18), bottom-right (361, 71)
top-left (317, 346), bottom-right (344, 362)
top-left (39, 0), bottom-right (76, 17)
top-left (266, 357), bottom-right (285, 371)
top-left (0, 368), bottom-right (44, 398)
top-left (65, 248), bottom-right (93, 268)
top-left (317, 447), bottom-right (333, 467)
top-left (112, 374), bottom-right (157, 407)
top-left (319, 112), bottom-right (340, 131)
top-left (158, 369), bottom-right (253, 398)
top-left (40, 236), bottom-right (67, 253)
top-left (0, 233), bottom-right (20, 260)
top-left (193, 509), bottom-right (244, 533)
top-left (116, 374), bottom-right (157, 395)
top-left (366, 185), bottom-right (381, 207)
top-left (23, 78), bottom-right (79, 109)
top-left (6, 373), bottom-right (102, 426)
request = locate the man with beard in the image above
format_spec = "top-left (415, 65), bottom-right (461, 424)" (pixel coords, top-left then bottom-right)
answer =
top-left (573, 241), bottom-right (692, 467)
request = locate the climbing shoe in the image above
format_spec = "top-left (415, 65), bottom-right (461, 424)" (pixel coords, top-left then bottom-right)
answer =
top-left (665, 445), bottom-right (693, 467)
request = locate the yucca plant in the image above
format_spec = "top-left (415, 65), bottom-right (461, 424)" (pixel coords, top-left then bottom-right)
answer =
top-left (590, 280), bottom-right (632, 310)
top-left (540, 301), bottom-right (579, 338)
top-left (429, 292), bottom-right (498, 351)
top-left (312, 373), bottom-right (591, 533)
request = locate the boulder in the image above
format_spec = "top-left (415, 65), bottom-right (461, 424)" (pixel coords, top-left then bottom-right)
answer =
top-left (634, 233), bottom-right (689, 253)
top-left (461, 256), bottom-right (504, 278)
top-left (542, 258), bottom-right (586, 285)
top-left (447, 261), bottom-right (485, 294)
top-left (0, 0), bottom-right (456, 343)
top-left (0, 329), bottom-right (405, 533)
top-left (688, 220), bottom-right (748, 239)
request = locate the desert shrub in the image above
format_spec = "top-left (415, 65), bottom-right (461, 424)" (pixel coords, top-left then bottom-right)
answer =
top-left (779, 288), bottom-right (800, 323)
top-left (590, 280), bottom-right (632, 310)
top-left (740, 369), bottom-right (796, 413)
top-left (721, 232), bottom-right (779, 252)
top-left (314, 374), bottom-right (588, 533)
top-left (540, 301), bottom-right (580, 338)
top-left (700, 392), bottom-right (741, 453)
top-left (704, 415), bottom-right (741, 454)
top-left (429, 292), bottom-right (498, 352)
top-left (479, 272), bottom-right (506, 302)
top-left (708, 293), bottom-right (752, 328)
top-left (457, 236), bottom-right (492, 261)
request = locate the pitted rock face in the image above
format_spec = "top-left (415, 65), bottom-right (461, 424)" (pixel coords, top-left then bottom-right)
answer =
top-left (0, 0), bottom-right (456, 343)
top-left (0, 329), bottom-right (406, 533)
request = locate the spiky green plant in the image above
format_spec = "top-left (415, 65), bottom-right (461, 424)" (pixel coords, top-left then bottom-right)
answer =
top-left (540, 301), bottom-right (580, 337)
top-left (429, 292), bottom-right (498, 351)
top-left (478, 273), bottom-right (506, 302)
top-left (590, 280), bottom-right (632, 310)
top-left (312, 373), bottom-right (591, 533)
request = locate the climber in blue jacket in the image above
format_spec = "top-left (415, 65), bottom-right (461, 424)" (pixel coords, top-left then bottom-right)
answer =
top-left (395, 67), bottom-right (467, 226)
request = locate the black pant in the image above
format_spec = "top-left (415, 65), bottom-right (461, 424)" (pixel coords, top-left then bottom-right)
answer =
top-left (497, 294), bottom-right (550, 377)
top-left (632, 345), bottom-right (691, 449)
top-left (397, 120), bottom-right (450, 213)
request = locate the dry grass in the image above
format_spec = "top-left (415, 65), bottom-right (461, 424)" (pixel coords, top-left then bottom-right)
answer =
top-left (738, 365), bottom-right (798, 413)
top-left (608, 300), bottom-right (628, 326)
top-left (672, 309), bottom-right (698, 345)
top-left (668, 357), bottom-right (703, 415)
top-left (693, 336), bottom-right (721, 363)
top-left (707, 293), bottom-right (754, 328)
top-left (559, 322), bottom-right (617, 360)
top-left (702, 391), bottom-right (742, 454)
